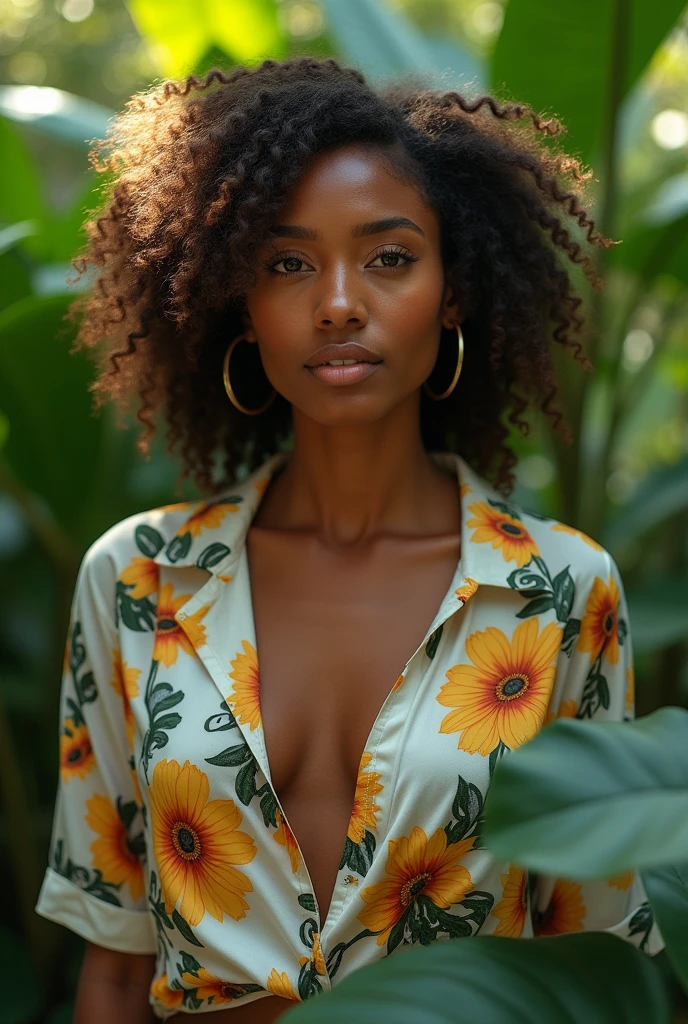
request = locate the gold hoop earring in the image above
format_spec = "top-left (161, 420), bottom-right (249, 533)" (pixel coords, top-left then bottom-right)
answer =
top-left (223, 333), bottom-right (276, 416)
top-left (423, 324), bottom-right (464, 401)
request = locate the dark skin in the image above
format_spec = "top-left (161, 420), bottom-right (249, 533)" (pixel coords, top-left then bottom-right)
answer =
top-left (78, 143), bottom-right (463, 1024)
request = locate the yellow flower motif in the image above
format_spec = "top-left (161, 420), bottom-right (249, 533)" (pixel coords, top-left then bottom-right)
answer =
top-left (157, 501), bottom-right (193, 513)
top-left (492, 864), bottom-right (528, 937)
top-left (228, 640), bottom-right (261, 730)
top-left (109, 648), bottom-right (141, 749)
top-left (59, 719), bottom-right (95, 783)
top-left (466, 501), bottom-right (539, 567)
top-left (534, 879), bottom-right (585, 936)
top-left (180, 966), bottom-right (252, 1003)
top-left (149, 758), bottom-right (257, 927)
top-left (460, 482), bottom-right (471, 497)
top-left (357, 826), bottom-right (476, 946)
top-left (266, 968), bottom-right (300, 1000)
top-left (577, 574), bottom-right (620, 665)
top-left (273, 808), bottom-right (301, 873)
top-left (297, 931), bottom-right (327, 977)
top-left (218, 574), bottom-right (234, 583)
top-left (150, 972), bottom-right (183, 1009)
top-left (544, 698), bottom-right (577, 725)
top-left (255, 477), bottom-right (271, 498)
top-left (551, 522), bottom-right (604, 551)
top-left (85, 793), bottom-right (144, 902)
top-left (181, 500), bottom-right (240, 539)
top-left (152, 583), bottom-right (210, 665)
top-left (119, 556), bottom-right (158, 600)
top-left (626, 665), bottom-right (634, 715)
top-left (347, 752), bottom-right (383, 844)
top-left (437, 618), bottom-right (562, 756)
top-left (608, 870), bottom-right (634, 891)
top-left (455, 577), bottom-right (479, 604)
top-left (391, 673), bottom-right (405, 691)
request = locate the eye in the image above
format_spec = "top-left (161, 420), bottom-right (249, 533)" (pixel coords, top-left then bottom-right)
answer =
top-left (367, 245), bottom-right (420, 270)
top-left (263, 251), bottom-right (313, 275)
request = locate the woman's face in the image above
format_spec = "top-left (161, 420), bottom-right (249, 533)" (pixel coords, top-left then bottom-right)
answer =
top-left (243, 142), bottom-right (459, 424)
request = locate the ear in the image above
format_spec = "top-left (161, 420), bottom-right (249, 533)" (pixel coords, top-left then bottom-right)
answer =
top-left (440, 270), bottom-right (462, 331)
top-left (240, 309), bottom-right (256, 340)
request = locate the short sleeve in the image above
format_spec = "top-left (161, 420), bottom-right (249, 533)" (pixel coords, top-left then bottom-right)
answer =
top-left (34, 536), bottom-right (157, 954)
top-left (531, 548), bottom-right (665, 955)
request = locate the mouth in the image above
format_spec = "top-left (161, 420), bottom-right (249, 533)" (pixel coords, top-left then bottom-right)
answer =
top-left (306, 360), bottom-right (383, 386)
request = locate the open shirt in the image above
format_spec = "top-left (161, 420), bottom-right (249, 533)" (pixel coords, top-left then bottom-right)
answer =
top-left (35, 449), bottom-right (664, 1018)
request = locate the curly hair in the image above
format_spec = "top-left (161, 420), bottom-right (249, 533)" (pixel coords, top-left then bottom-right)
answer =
top-left (65, 54), bottom-right (614, 498)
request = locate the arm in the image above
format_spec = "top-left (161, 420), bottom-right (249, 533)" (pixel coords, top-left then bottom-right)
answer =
top-left (75, 944), bottom-right (158, 1024)
top-left (532, 547), bottom-right (664, 952)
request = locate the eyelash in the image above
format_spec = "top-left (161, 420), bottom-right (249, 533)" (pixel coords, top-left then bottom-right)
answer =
top-left (262, 244), bottom-right (420, 276)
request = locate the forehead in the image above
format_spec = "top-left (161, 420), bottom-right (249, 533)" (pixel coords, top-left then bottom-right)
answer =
top-left (279, 143), bottom-right (434, 221)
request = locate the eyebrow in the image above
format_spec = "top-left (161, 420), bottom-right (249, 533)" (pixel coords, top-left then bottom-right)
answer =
top-left (266, 216), bottom-right (426, 241)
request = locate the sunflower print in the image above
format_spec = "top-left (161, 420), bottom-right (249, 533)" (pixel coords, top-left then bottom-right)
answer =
top-left (267, 969), bottom-right (300, 999)
top-left (391, 672), bottom-right (405, 691)
top-left (109, 649), bottom-right (141, 749)
top-left (577, 574), bottom-right (620, 665)
top-left (228, 640), bottom-right (261, 731)
top-left (533, 879), bottom-right (585, 936)
top-left (85, 792), bottom-right (144, 901)
top-left (59, 718), bottom-right (95, 783)
top-left (180, 965), bottom-right (253, 1004)
top-left (298, 929), bottom-right (327, 976)
top-left (491, 864), bottom-right (528, 937)
top-left (608, 870), bottom-right (634, 891)
top-left (455, 577), bottom-right (479, 603)
top-left (626, 665), bottom-right (635, 715)
top-left (357, 827), bottom-right (476, 947)
top-left (150, 972), bottom-right (184, 1010)
top-left (182, 500), bottom-right (240, 538)
top-left (436, 618), bottom-right (562, 756)
top-left (273, 807), bottom-right (301, 873)
top-left (466, 501), bottom-right (539, 567)
top-left (153, 583), bottom-right (211, 666)
top-left (148, 758), bottom-right (257, 927)
top-left (545, 697), bottom-right (577, 725)
top-left (347, 752), bottom-right (383, 845)
top-left (119, 556), bottom-right (159, 600)
top-left (551, 522), bottom-right (604, 551)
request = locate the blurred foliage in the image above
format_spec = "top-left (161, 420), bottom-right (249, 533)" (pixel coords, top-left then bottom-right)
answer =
top-left (0, 0), bottom-right (687, 1020)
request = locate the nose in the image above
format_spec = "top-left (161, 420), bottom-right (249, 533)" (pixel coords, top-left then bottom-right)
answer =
top-left (313, 264), bottom-right (368, 330)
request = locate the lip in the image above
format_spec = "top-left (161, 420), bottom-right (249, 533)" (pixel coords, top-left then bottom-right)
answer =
top-left (305, 341), bottom-right (382, 367)
top-left (307, 362), bottom-right (382, 386)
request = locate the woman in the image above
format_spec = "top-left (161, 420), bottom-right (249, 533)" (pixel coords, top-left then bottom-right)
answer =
top-left (35, 56), bottom-right (662, 1022)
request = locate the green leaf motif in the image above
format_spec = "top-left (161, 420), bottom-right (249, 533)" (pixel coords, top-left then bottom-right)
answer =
top-left (166, 532), bottom-right (192, 563)
top-left (197, 542), bottom-right (231, 570)
top-left (552, 566), bottom-right (575, 620)
top-left (642, 863), bottom-right (688, 990)
top-left (425, 623), bottom-right (443, 660)
top-left (135, 523), bottom-right (165, 559)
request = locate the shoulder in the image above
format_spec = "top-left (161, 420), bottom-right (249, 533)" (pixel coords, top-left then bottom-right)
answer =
top-left (76, 500), bottom-right (201, 591)
top-left (495, 493), bottom-right (620, 599)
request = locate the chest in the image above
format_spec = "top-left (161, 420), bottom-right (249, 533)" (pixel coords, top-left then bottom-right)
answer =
top-left (245, 528), bottom-right (461, 797)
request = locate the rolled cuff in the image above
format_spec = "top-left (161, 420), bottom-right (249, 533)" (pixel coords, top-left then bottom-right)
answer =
top-left (35, 867), bottom-right (158, 954)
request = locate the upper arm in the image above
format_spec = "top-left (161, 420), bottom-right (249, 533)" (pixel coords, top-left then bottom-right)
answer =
top-left (35, 535), bottom-right (157, 954)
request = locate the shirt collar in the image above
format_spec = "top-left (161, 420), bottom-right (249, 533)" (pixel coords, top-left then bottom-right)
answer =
top-left (151, 449), bottom-right (533, 590)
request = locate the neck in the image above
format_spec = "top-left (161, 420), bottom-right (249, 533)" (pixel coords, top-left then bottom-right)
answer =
top-left (255, 399), bottom-right (460, 547)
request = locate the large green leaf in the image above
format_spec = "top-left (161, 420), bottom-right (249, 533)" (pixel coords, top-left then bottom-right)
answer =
top-left (483, 707), bottom-right (688, 877)
top-left (0, 294), bottom-right (102, 530)
top-left (642, 862), bottom-right (688, 991)
top-left (603, 453), bottom-right (688, 548)
top-left (0, 86), bottom-right (113, 148)
top-left (321, 0), bottom-right (482, 87)
top-left (491, 0), bottom-right (685, 163)
top-left (283, 933), bottom-right (668, 1024)
top-left (126, 0), bottom-right (286, 78)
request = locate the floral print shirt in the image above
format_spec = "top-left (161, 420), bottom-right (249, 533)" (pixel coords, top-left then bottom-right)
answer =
top-left (35, 449), bottom-right (664, 1018)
